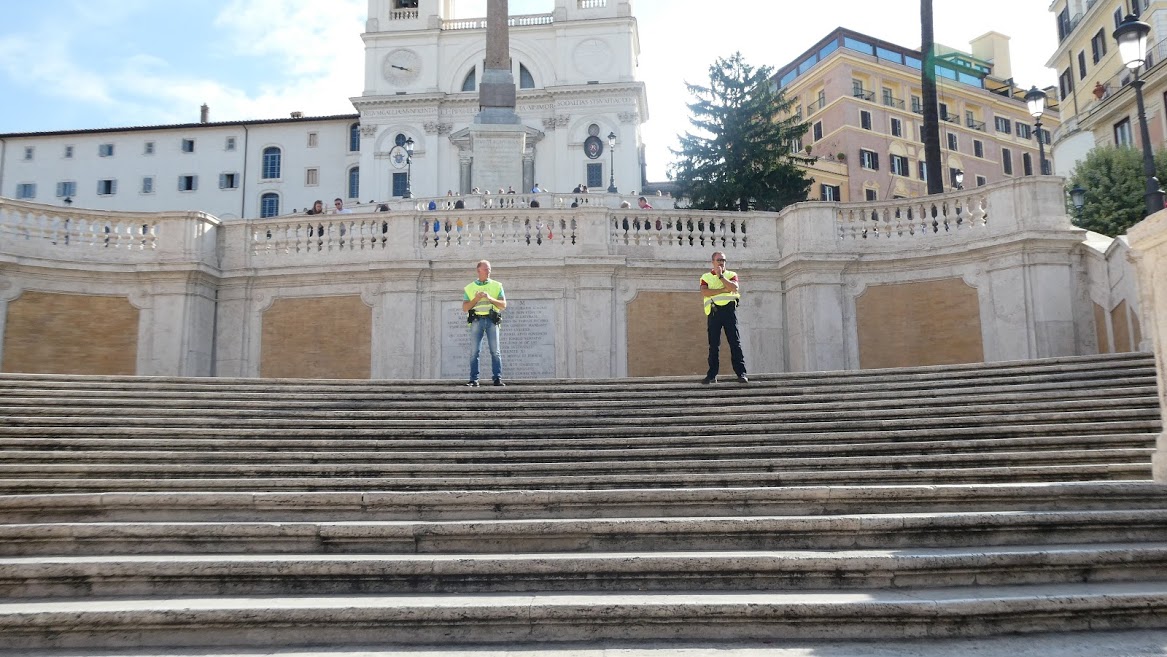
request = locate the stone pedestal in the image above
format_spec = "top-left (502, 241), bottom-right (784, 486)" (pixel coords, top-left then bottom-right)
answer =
top-left (470, 124), bottom-right (526, 194)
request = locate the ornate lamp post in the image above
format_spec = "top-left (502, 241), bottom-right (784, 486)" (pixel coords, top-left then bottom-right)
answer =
top-left (1025, 86), bottom-right (1048, 175)
top-left (1114, 14), bottom-right (1165, 215)
top-left (954, 169), bottom-right (965, 190)
top-left (1069, 184), bottom-right (1087, 218)
top-left (403, 137), bottom-right (415, 200)
top-left (607, 131), bottom-right (618, 194)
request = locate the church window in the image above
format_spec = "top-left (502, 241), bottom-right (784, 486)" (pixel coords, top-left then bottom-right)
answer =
top-left (519, 64), bottom-right (535, 89)
top-left (587, 163), bottom-right (603, 188)
top-left (349, 123), bottom-right (361, 152)
top-left (392, 172), bottom-right (408, 197)
top-left (462, 69), bottom-right (477, 92)
top-left (262, 147), bottom-right (282, 180)
top-left (348, 166), bottom-right (360, 199)
top-left (260, 192), bottom-right (280, 218)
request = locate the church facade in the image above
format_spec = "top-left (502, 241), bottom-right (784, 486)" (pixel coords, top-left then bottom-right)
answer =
top-left (0, 0), bottom-right (648, 219)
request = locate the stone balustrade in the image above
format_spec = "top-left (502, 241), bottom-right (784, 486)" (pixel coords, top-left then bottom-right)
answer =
top-left (442, 13), bottom-right (554, 30)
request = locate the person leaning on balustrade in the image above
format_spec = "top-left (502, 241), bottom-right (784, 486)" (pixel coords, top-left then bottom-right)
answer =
top-left (306, 200), bottom-right (324, 215)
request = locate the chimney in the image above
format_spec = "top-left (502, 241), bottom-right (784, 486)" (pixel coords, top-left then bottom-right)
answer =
top-left (290, 111), bottom-right (304, 119)
top-left (200, 104), bottom-right (210, 123)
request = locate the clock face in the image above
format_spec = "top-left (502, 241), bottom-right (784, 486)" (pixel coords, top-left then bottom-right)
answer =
top-left (383, 49), bottom-right (421, 85)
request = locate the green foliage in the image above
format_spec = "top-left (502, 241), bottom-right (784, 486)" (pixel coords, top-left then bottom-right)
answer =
top-left (668, 52), bottom-right (812, 212)
top-left (1068, 145), bottom-right (1167, 236)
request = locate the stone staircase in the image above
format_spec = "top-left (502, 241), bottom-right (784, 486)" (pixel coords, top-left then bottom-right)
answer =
top-left (0, 352), bottom-right (1165, 652)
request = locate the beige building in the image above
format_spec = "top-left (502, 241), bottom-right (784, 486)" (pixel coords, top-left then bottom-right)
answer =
top-left (1047, 0), bottom-right (1167, 176)
top-left (774, 28), bottom-right (1059, 202)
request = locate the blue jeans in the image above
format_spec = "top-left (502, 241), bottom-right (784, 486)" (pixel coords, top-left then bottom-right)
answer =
top-left (469, 316), bottom-right (502, 381)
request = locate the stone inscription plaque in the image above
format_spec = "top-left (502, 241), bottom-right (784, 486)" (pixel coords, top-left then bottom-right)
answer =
top-left (440, 299), bottom-right (556, 379)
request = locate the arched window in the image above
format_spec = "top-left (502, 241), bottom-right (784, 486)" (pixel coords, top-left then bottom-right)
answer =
top-left (461, 69), bottom-right (476, 92)
top-left (260, 192), bottom-right (280, 218)
top-left (519, 64), bottom-right (534, 89)
top-left (348, 166), bottom-right (360, 199)
top-left (261, 147), bottom-right (281, 180)
top-left (349, 123), bottom-right (360, 152)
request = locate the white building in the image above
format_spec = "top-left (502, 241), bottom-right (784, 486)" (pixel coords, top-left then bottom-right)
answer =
top-left (0, 0), bottom-right (648, 219)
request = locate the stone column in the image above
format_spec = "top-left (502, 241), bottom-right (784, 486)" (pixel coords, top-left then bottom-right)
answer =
top-left (459, 154), bottom-right (473, 194)
top-left (477, 0), bottom-right (519, 125)
top-left (1127, 211), bottom-right (1167, 483)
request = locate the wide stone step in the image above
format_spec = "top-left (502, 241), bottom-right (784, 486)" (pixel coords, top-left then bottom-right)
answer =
top-left (0, 462), bottom-right (1151, 494)
top-left (3, 582), bottom-right (1166, 650)
top-left (2, 434), bottom-right (1153, 465)
top-left (5, 543), bottom-right (1166, 598)
top-left (6, 509), bottom-right (1167, 555)
top-left (7, 483), bottom-right (1165, 523)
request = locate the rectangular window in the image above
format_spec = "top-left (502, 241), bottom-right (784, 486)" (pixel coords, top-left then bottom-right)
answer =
top-left (813, 121), bottom-right (823, 141)
top-left (1058, 7), bottom-right (1070, 40)
top-left (852, 79), bottom-right (865, 95)
top-left (23, 147), bottom-right (34, 161)
top-left (976, 175), bottom-right (987, 187)
top-left (305, 168), bottom-right (319, 186)
top-left (1002, 147), bottom-right (1014, 175)
top-left (219, 173), bottom-right (239, 189)
top-left (820, 184), bottom-right (841, 201)
top-left (15, 183), bottom-right (36, 199)
top-left (816, 89), bottom-right (826, 108)
top-left (97, 179), bottom-right (117, 195)
top-left (882, 87), bottom-right (894, 106)
top-left (99, 143), bottom-right (115, 157)
top-left (1016, 123), bottom-right (1032, 139)
top-left (1115, 8), bottom-right (1124, 29)
top-left (64, 145), bottom-right (74, 159)
top-left (1059, 68), bottom-right (1074, 101)
top-left (859, 149), bottom-right (879, 170)
top-left (1041, 129), bottom-right (1051, 144)
top-left (56, 181), bottom-right (77, 198)
top-left (587, 162), bottom-right (604, 188)
top-left (911, 95), bottom-right (922, 113)
top-left (890, 154), bottom-right (909, 176)
top-left (178, 175), bottom-right (197, 192)
top-left (995, 117), bottom-right (1012, 133)
top-left (918, 161), bottom-right (928, 180)
top-left (181, 138), bottom-right (195, 153)
top-left (939, 102), bottom-right (950, 121)
top-left (307, 132), bottom-right (319, 148)
top-left (949, 167), bottom-right (962, 188)
top-left (392, 172), bottom-right (408, 197)
top-left (226, 137), bottom-right (237, 151)
top-left (865, 188), bottom-right (878, 201)
top-left (1023, 153), bottom-right (1034, 176)
top-left (1078, 51), bottom-right (1088, 79)
top-left (974, 140), bottom-right (984, 158)
top-left (1115, 118), bottom-right (1133, 146)
top-left (142, 176), bottom-right (154, 194)
top-left (860, 110), bottom-right (872, 130)
top-left (1092, 29), bottom-right (1107, 63)
top-left (947, 133), bottom-right (958, 151)
top-left (890, 117), bottom-right (903, 137)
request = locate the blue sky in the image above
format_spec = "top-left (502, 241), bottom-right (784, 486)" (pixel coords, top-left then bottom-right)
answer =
top-left (0, 0), bottom-right (1058, 180)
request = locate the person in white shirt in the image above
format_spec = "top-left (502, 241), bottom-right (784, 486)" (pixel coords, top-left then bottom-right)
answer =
top-left (332, 198), bottom-right (353, 214)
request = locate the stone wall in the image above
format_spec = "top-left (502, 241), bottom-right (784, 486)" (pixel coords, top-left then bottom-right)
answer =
top-left (1127, 211), bottom-right (1167, 484)
top-left (1, 292), bottom-right (138, 375)
top-left (0, 179), bottom-right (1143, 384)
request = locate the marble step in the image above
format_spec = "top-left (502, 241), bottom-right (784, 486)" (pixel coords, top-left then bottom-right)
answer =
top-left (3, 582), bottom-right (1166, 650)
top-left (2, 434), bottom-right (1153, 465)
top-left (6, 509), bottom-right (1167, 555)
top-left (6, 482), bottom-right (1167, 523)
top-left (4, 543), bottom-right (1166, 599)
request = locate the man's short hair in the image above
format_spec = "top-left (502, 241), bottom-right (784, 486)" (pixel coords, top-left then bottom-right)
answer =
top-left (334, 198), bottom-right (343, 203)
top-left (476, 259), bottom-right (491, 269)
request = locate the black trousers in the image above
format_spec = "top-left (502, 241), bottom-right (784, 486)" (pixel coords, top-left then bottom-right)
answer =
top-left (707, 302), bottom-right (746, 378)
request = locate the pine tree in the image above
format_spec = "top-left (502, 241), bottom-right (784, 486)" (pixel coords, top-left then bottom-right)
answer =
top-left (1068, 145), bottom-right (1167, 236)
top-left (668, 52), bottom-right (812, 212)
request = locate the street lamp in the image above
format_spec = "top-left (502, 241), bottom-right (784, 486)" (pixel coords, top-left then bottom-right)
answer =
top-left (1025, 86), bottom-right (1048, 175)
top-left (606, 131), bottom-right (618, 194)
top-left (954, 169), bottom-right (965, 190)
top-left (403, 137), bottom-right (415, 200)
top-left (1114, 14), bottom-right (1165, 215)
top-left (1069, 185), bottom-right (1086, 216)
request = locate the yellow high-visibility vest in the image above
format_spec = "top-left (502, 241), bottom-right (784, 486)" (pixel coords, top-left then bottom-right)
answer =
top-left (464, 279), bottom-right (504, 316)
top-left (701, 270), bottom-right (740, 315)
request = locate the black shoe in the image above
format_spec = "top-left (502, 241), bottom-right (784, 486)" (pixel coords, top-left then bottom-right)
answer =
top-left (465, 380), bottom-right (479, 387)
top-left (493, 379), bottom-right (506, 386)
top-left (737, 375), bottom-right (749, 384)
top-left (701, 377), bottom-right (717, 384)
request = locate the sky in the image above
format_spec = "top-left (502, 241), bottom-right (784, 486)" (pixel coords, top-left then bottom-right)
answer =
top-left (0, 0), bottom-right (1059, 181)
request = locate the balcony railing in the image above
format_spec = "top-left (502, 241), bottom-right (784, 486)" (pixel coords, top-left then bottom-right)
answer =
top-left (807, 97), bottom-right (828, 113)
top-left (966, 118), bottom-right (986, 131)
top-left (578, 0), bottom-right (607, 7)
top-left (853, 90), bottom-right (875, 102)
top-left (940, 113), bottom-right (960, 124)
top-left (882, 96), bottom-right (906, 110)
top-left (442, 13), bottom-right (554, 30)
top-left (389, 8), bottom-right (419, 21)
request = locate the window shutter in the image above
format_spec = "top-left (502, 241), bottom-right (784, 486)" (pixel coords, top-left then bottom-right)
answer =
top-left (873, 153), bottom-right (880, 170)
top-left (192, 176), bottom-right (198, 191)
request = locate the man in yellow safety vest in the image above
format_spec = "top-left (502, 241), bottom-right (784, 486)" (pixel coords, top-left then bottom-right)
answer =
top-left (462, 259), bottom-right (507, 386)
top-left (700, 251), bottom-right (748, 384)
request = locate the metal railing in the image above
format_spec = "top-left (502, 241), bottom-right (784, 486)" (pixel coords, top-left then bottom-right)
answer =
top-left (966, 118), bottom-right (986, 131)
top-left (883, 96), bottom-right (906, 110)
top-left (853, 90), bottom-right (876, 102)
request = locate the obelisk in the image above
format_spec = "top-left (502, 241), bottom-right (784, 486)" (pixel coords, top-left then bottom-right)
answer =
top-left (470, 0), bottom-right (526, 192)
